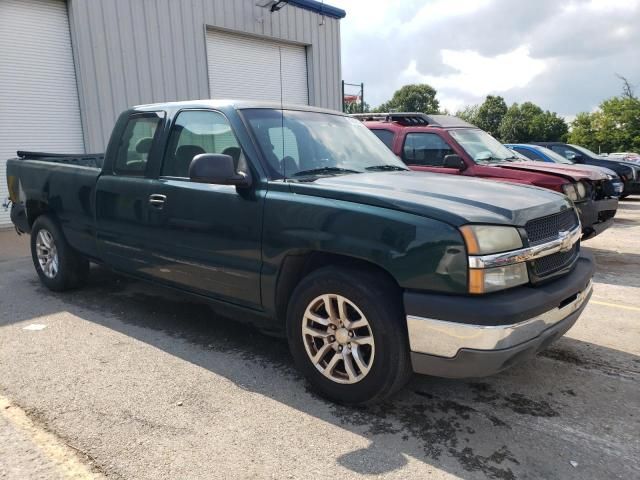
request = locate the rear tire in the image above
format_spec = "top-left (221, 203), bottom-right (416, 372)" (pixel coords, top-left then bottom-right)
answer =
top-left (30, 215), bottom-right (89, 292)
top-left (286, 266), bottom-right (412, 405)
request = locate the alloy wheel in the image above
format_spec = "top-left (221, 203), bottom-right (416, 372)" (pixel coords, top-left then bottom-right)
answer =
top-left (302, 294), bottom-right (375, 384)
top-left (36, 229), bottom-right (59, 279)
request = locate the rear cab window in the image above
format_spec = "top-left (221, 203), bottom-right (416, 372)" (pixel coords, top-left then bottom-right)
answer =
top-left (114, 113), bottom-right (163, 176)
top-left (371, 129), bottom-right (395, 150)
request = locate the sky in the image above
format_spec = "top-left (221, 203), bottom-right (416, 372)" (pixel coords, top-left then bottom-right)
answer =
top-left (329, 0), bottom-right (640, 117)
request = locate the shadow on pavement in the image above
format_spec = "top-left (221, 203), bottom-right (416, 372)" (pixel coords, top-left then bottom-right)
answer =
top-left (2, 263), bottom-right (639, 479)
top-left (585, 246), bottom-right (640, 288)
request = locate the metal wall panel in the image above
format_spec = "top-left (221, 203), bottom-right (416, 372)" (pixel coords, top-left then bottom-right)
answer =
top-left (0, 0), bottom-right (85, 227)
top-left (68, 0), bottom-right (342, 151)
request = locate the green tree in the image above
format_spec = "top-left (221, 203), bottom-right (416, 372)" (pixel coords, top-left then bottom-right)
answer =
top-left (499, 102), bottom-right (568, 143)
top-left (567, 112), bottom-right (596, 150)
top-left (456, 104), bottom-right (479, 124)
top-left (475, 95), bottom-right (508, 138)
top-left (568, 78), bottom-right (640, 152)
top-left (375, 84), bottom-right (439, 113)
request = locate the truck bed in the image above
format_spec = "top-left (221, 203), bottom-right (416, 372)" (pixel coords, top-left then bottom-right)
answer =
top-left (17, 151), bottom-right (104, 169)
top-left (7, 153), bottom-right (102, 258)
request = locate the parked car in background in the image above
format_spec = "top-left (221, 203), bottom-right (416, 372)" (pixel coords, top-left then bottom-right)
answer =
top-left (6, 100), bottom-right (595, 405)
top-left (605, 152), bottom-right (640, 164)
top-left (355, 113), bottom-right (618, 239)
top-left (506, 143), bottom-right (624, 197)
top-left (532, 142), bottom-right (640, 198)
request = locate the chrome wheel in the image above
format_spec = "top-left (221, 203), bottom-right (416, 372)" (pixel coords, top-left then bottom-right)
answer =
top-left (36, 229), bottom-right (58, 279)
top-left (302, 294), bottom-right (375, 384)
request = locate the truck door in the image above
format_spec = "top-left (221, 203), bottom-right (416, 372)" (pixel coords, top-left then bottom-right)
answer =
top-left (144, 109), bottom-right (264, 308)
top-left (95, 112), bottom-right (164, 275)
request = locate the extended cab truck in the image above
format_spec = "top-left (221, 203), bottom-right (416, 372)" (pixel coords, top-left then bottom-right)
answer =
top-left (7, 101), bottom-right (594, 405)
top-left (357, 113), bottom-right (619, 239)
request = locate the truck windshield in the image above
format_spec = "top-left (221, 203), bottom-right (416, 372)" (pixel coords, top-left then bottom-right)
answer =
top-left (449, 129), bottom-right (519, 164)
top-left (242, 109), bottom-right (408, 179)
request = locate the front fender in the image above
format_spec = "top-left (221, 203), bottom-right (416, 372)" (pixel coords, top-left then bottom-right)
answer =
top-left (261, 188), bottom-right (468, 313)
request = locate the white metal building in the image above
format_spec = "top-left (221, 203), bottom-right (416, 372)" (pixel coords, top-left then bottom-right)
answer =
top-left (0, 0), bottom-right (345, 227)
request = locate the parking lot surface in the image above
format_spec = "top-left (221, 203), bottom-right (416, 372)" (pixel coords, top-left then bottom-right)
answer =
top-left (1, 200), bottom-right (639, 480)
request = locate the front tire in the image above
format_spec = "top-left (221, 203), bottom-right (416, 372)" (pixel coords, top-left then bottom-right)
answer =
top-left (30, 215), bottom-right (89, 292)
top-left (286, 266), bottom-right (412, 405)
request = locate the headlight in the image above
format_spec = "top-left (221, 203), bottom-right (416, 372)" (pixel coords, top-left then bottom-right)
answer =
top-left (562, 183), bottom-right (578, 202)
top-left (459, 225), bottom-right (523, 255)
top-left (460, 225), bottom-right (528, 294)
top-left (575, 181), bottom-right (587, 199)
top-left (469, 263), bottom-right (529, 294)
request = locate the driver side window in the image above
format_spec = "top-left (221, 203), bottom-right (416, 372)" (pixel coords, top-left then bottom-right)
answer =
top-left (403, 133), bottom-right (454, 166)
top-left (161, 110), bottom-right (244, 178)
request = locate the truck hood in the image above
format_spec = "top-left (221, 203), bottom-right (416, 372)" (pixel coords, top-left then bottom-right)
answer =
top-left (497, 161), bottom-right (606, 181)
top-left (288, 171), bottom-right (572, 227)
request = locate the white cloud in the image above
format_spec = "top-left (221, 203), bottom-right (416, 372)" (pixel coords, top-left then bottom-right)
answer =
top-left (329, 0), bottom-right (640, 113)
top-left (402, 46), bottom-right (547, 97)
top-left (402, 0), bottom-right (492, 34)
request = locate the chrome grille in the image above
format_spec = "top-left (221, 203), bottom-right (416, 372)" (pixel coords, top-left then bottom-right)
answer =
top-left (525, 209), bottom-right (578, 246)
top-left (532, 243), bottom-right (579, 277)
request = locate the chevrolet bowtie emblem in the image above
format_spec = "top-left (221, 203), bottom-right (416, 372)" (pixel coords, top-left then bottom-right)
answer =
top-left (558, 230), bottom-right (573, 252)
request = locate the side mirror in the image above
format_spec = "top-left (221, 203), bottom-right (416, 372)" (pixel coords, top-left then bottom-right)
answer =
top-left (572, 154), bottom-right (584, 162)
top-left (189, 153), bottom-right (251, 187)
top-left (443, 154), bottom-right (467, 171)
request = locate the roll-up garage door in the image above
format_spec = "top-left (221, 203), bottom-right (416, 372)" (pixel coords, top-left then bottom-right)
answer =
top-left (0, 0), bottom-right (84, 227)
top-left (206, 30), bottom-right (309, 105)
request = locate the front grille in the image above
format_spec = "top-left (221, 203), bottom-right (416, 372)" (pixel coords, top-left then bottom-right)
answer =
top-left (524, 209), bottom-right (578, 246)
top-left (531, 243), bottom-right (579, 277)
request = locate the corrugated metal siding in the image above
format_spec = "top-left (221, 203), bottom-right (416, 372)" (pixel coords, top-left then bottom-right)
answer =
top-left (0, 0), bottom-right (85, 227)
top-left (206, 29), bottom-right (309, 104)
top-left (68, 0), bottom-right (342, 152)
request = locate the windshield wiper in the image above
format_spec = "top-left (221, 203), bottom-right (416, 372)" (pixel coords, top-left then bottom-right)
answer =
top-left (364, 165), bottom-right (408, 172)
top-left (292, 167), bottom-right (361, 177)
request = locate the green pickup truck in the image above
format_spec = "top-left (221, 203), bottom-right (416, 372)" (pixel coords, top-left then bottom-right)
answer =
top-left (6, 101), bottom-right (594, 405)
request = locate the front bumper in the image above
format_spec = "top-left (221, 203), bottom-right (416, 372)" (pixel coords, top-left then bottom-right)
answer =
top-left (404, 252), bottom-right (594, 378)
top-left (575, 197), bottom-right (618, 239)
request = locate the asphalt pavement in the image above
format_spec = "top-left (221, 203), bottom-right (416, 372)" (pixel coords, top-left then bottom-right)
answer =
top-left (0, 200), bottom-right (639, 479)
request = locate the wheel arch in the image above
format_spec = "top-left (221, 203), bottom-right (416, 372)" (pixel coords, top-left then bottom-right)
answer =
top-left (25, 199), bottom-right (53, 228)
top-left (274, 251), bottom-right (402, 327)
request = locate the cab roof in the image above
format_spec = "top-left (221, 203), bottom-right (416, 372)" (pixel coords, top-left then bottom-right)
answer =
top-left (132, 99), bottom-right (345, 116)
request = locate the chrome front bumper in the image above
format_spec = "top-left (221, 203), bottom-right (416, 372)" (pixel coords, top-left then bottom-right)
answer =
top-left (407, 281), bottom-right (592, 359)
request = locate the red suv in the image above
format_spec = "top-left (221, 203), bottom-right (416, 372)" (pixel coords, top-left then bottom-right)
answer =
top-left (356, 113), bottom-right (618, 239)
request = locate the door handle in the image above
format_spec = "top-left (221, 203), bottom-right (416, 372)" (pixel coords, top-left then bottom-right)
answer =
top-left (149, 194), bottom-right (166, 208)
